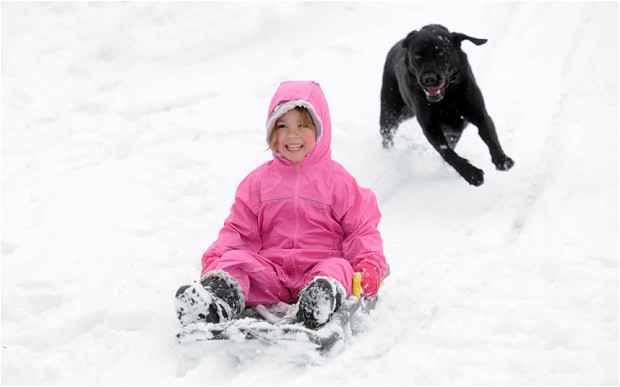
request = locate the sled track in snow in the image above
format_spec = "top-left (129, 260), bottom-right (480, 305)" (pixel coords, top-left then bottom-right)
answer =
top-left (505, 7), bottom-right (591, 244)
top-left (369, 157), bottom-right (410, 206)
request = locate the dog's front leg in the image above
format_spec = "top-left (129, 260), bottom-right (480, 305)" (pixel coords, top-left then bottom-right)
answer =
top-left (422, 127), bottom-right (485, 186)
top-left (379, 79), bottom-right (414, 149)
top-left (469, 114), bottom-right (515, 171)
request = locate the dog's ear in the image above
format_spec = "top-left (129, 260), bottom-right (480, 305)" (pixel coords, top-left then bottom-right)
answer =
top-left (402, 30), bottom-right (417, 48)
top-left (451, 32), bottom-right (488, 47)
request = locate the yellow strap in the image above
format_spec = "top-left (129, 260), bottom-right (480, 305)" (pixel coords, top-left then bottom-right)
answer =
top-left (352, 272), bottom-right (362, 297)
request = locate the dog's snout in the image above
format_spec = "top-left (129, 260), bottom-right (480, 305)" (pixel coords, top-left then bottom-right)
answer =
top-left (421, 73), bottom-right (440, 87)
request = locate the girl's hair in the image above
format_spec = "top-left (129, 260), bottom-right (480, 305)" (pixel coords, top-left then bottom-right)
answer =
top-left (268, 106), bottom-right (317, 152)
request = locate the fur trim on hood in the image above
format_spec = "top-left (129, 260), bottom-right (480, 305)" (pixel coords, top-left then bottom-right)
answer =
top-left (265, 99), bottom-right (324, 145)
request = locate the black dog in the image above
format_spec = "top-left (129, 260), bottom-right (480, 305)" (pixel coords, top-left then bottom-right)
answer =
top-left (380, 24), bottom-right (514, 186)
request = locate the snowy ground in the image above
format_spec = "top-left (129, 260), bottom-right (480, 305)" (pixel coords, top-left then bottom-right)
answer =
top-left (1, 1), bottom-right (618, 385)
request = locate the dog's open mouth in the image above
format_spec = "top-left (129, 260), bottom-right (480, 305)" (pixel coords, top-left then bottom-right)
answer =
top-left (423, 82), bottom-right (447, 102)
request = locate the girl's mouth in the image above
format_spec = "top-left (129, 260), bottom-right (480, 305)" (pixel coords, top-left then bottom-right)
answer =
top-left (286, 144), bottom-right (303, 151)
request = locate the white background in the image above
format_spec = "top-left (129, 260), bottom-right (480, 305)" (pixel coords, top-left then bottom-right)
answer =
top-left (2, 1), bottom-right (618, 384)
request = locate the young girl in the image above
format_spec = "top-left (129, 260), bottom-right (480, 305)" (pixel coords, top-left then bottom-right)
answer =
top-left (175, 81), bottom-right (388, 329)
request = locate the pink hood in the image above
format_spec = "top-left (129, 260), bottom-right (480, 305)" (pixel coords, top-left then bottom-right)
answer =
top-left (265, 81), bottom-right (332, 168)
top-left (203, 81), bottom-right (388, 282)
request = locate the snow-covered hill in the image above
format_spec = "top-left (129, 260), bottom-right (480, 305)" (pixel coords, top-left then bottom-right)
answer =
top-left (2, 2), bottom-right (618, 384)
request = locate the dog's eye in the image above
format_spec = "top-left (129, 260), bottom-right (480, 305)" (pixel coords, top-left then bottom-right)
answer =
top-left (413, 53), bottom-right (422, 61)
top-left (436, 51), bottom-right (446, 60)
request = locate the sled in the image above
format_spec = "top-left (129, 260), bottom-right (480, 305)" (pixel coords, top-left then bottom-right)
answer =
top-left (175, 274), bottom-right (378, 354)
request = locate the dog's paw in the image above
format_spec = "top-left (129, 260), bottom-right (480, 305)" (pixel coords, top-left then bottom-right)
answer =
top-left (494, 156), bottom-right (515, 171)
top-left (382, 138), bottom-right (394, 149)
top-left (463, 166), bottom-right (484, 186)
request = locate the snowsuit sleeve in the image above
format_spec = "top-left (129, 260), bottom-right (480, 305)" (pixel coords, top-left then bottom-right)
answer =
top-left (201, 172), bottom-right (263, 277)
top-left (339, 177), bottom-right (389, 280)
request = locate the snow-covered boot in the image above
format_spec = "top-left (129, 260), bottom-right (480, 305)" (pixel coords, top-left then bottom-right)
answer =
top-left (175, 271), bottom-right (244, 326)
top-left (296, 277), bottom-right (346, 330)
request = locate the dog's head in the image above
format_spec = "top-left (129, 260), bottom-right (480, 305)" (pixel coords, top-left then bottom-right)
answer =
top-left (402, 24), bottom-right (487, 102)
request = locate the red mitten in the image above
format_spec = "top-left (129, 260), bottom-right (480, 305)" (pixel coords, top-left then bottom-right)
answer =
top-left (353, 262), bottom-right (380, 297)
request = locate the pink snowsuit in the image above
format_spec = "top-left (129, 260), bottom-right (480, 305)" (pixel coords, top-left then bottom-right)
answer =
top-left (201, 81), bottom-right (388, 306)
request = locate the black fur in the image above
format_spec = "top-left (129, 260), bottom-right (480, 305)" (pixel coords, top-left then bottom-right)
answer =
top-left (380, 24), bottom-right (514, 186)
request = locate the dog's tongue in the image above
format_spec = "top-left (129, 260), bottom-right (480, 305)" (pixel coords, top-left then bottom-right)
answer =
top-left (426, 82), bottom-right (446, 96)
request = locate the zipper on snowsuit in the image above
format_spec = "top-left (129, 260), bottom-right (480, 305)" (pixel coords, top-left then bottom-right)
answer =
top-left (292, 163), bottom-right (301, 249)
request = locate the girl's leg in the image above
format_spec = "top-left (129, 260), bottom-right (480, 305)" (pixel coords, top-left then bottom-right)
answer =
top-left (302, 257), bottom-right (354, 297)
top-left (295, 258), bottom-right (353, 329)
top-left (203, 250), bottom-right (295, 306)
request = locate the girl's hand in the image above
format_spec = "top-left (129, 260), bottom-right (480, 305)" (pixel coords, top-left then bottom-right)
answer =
top-left (353, 262), bottom-right (380, 298)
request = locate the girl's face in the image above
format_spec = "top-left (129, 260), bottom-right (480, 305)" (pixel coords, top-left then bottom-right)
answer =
top-left (274, 109), bottom-right (316, 163)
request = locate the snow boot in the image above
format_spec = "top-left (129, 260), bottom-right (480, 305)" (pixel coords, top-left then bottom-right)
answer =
top-left (175, 271), bottom-right (244, 326)
top-left (296, 277), bottom-right (346, 330)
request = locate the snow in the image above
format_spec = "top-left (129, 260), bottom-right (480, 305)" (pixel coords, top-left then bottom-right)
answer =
top-left (1, 1), bottom-right (618, 385)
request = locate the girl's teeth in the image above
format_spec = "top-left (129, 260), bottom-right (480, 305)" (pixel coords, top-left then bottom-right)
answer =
top-left (287, 145), bottom-right (302, 151)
